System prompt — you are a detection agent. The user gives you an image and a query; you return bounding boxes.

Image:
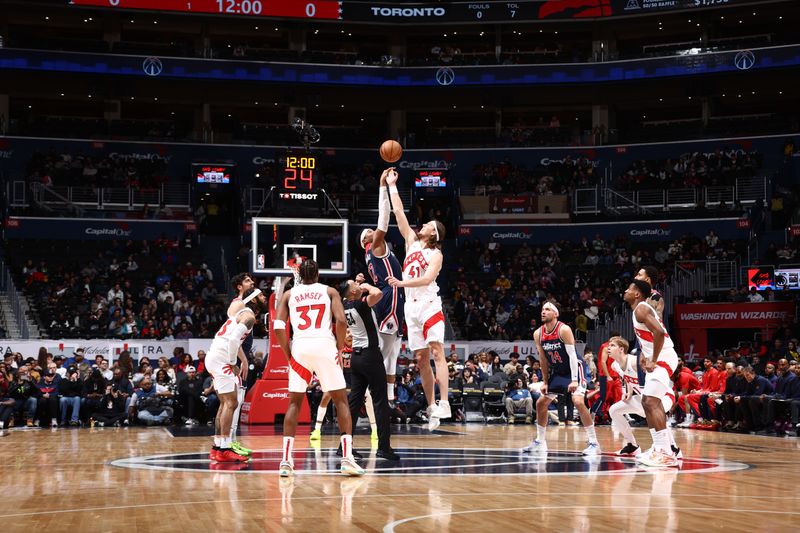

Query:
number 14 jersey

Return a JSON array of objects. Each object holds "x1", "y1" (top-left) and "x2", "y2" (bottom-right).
[{"x1": 289, "y1": 282, "x2": 334, "y2": 341}]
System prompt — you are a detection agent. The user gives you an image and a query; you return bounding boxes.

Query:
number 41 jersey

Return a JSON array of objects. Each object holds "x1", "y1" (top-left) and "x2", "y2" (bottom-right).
[{"x1": 288, "y1": 282, "x2": 334, "y2": 341}]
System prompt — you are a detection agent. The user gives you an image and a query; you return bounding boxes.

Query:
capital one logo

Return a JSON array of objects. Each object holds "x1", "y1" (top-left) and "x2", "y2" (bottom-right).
[
  {"x1": 435, "y1": 67, "x2": 455, "y2": 86},
  {"x1": 143, "y1": 57, "x2": 163, "y2": 77}
]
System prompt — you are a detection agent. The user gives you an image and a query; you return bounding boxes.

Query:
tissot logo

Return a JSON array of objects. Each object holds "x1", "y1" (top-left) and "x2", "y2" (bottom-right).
[{"x1": 369, "y1": 6, "x2": 446, "y2": 17}]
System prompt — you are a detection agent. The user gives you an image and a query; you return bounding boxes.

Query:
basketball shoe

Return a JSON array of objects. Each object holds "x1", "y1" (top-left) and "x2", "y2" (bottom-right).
[
  {"x1": 521, "y1": 439, "x2": 548, "y2": 455},
  {"x1": 309, "y1": 429, "x2": 322, "y2": 441},
  {"x1": 340, "y1": 457, "x2": 366, "y2": 476},
  {"x1": 616, "y1": 443, "x2": 641, "y2": 457},
  {"x1": 279, "y1": 460, "x2": 294, "y2": 477},
  {"x1": 637, "y1": 449, "x2": 679, "y2": 468},
  {"x1": 231, "y1": 441, "x2": 252, "y2": 456},
  {"x1": 216, "y1": 449, "x2": 249, "y2": 463}
]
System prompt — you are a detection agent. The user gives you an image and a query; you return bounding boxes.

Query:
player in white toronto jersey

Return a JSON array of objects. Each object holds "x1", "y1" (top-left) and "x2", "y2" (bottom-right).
[
  {"x1": 227, "y1": 272, "x2": 256, "y2": 458},
  {"x1": 206, "y1": 287, "x2": 266, "y2": 463},
  {"x1": 384, "y1": 168, "x2": 450, "y2": 431},
  {"x1": 606, "y1": 336, "x2": 679, "y2": 458},
  {"x1": 274, "y1": 259, "x2": 365, "y2": 478},
  {"x1": 624, "y1": 279, "x2": 680, "y2": 468}
]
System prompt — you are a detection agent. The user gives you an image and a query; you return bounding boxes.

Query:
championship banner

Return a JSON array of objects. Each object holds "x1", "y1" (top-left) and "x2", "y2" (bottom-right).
[{"x1": 674, "y1": 302, "x2": 795, "y2": 329}]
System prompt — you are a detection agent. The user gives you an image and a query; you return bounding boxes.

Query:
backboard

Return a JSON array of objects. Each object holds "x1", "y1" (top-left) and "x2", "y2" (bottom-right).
[{"x1": 251, "y1": 217, "x2": 349, "y2": 277}]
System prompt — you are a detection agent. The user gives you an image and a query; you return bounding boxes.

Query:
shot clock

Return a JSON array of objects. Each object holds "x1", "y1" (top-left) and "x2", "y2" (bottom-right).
[{"x1": 278, "y1": 152, "x2": 320, "y2": 203}]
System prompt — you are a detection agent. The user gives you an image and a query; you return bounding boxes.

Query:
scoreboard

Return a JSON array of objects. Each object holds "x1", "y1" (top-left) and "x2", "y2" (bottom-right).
[{"x1": 69, "y1": 0, "x2": 756, "y2": 23}]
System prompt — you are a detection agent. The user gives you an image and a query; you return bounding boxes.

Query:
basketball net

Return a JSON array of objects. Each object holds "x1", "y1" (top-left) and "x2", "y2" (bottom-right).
[{"x1": 272, "y1": 256, "x2": 305, "y2": 312}]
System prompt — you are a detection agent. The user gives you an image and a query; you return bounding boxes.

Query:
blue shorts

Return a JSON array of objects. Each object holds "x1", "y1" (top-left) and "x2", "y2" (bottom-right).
[{"x1": 373, "y1": 286, "x2": 404, "y2": 335}]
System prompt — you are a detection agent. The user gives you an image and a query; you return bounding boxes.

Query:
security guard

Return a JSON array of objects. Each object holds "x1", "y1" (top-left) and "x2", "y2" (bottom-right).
[{"x1": 339, "y1": 279, "x2": 399, "y2": 461}]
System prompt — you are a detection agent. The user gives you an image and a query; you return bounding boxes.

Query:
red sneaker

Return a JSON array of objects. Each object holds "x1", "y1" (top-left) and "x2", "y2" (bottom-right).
[
  {"x1": 216, "y1": 449, "x2": 249, "y2": 463},
  {"x1": 209, "y1": 447, "x2": 221, "y2": 462}
]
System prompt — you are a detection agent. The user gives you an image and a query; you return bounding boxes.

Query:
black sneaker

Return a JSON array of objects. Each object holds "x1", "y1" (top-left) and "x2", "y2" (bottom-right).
[
  {"x1": 376, "y1": 448, "x2": 400, "y2": 461},
  {"x1": 616, "y1": 443, "x2": 641, "y2": 456},
  {"x1": 336, "y1": 445, "x2": 363, "y2": 460}
]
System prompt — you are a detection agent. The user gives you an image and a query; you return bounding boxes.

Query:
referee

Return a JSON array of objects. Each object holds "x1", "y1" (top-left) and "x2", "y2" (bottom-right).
[{"x1": 340, "y1": 279, "x2": 399, "y2": 461}]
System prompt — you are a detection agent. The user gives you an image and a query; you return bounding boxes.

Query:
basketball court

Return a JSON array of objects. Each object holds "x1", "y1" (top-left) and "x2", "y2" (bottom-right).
[{"x1": 2, "y1": 424, "x2": 797, "y2": 532}]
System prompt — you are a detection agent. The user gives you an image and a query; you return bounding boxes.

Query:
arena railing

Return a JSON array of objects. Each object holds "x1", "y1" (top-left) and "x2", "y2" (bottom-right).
[
  {"x1": 573, "y1": 177, "x2": 767, "y2": 215},
  {"x1": 14, "y1": 181, "x2": 192, "y2": 211}
]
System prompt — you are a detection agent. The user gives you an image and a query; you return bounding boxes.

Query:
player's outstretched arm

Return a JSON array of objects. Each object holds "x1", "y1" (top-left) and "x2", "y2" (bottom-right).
[
  {"x1": 371, "y1": 168, "x2": 393, "y2": 257},
  {"x1": 328, "y1": 287, "x2": 348, "y2": 351},
  {"x1": 273, "y1": 292, "x2": 292, "y2": 359},
  {"x1": 385, "y1": 168, "x2": 417, "y2": 245}
]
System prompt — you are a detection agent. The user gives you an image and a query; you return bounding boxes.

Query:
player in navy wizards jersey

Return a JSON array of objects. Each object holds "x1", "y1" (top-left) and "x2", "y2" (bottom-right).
[
  {"x1": 522, "y1": 302, "x2": 600, "y2": 456},
  {"x1": 358, "y1": 167, "x2": 406, "y2": 405}
]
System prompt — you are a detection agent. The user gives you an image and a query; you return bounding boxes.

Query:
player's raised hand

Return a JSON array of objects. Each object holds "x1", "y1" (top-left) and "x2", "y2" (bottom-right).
[
  {"x1": 359, "y1": 282, "x2": 374, "y2": 292},
  {"x1": 386, "y1": 275, "x2": 403, "y2": 288},
  {"x1": 380, "y1": 167, "x2": 393, "y2": 186},
  {"x1": 385, "y1": 168, "x2": 398, "y2": 186},
  {"x1": 355, "y1": 272, "x2": 366, "y2": 284}
]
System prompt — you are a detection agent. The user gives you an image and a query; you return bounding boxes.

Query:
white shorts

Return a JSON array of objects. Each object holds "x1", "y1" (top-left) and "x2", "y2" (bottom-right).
[
  {"x1": 206, "y1": 350, "x2": 239, "y2": 394},
  {"x1": 609, "y1": 392, "x2": 673, "y2": 419},
  {"x1": 642, "y1": 348, "x2": 678, "y2": 411},
  {"x1": 380, "y1": 332, "x2": 401, "y2": 375},
  {"x1": 405, "y1": 297, "x2": 445, "y2": 352},
  {"x1": 288, "y1": 337, "x2": 347, "y2": 393}
]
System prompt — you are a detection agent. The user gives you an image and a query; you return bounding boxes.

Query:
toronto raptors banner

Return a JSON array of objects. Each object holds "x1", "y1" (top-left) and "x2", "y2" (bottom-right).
[{"x1": 674, "y1": 302, "x2": 796, "y2": 329}]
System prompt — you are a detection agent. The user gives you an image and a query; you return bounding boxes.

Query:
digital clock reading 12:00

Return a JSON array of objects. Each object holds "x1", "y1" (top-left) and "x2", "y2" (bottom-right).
[{"x1": 283, "y1": 155, "x2": 316, "y2": 191}]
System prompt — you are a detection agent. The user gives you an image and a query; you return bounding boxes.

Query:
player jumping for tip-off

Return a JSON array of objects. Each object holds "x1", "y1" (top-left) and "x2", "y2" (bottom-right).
[{"x1": 384, "y1": 169, "x2": 450, "y2": 431}]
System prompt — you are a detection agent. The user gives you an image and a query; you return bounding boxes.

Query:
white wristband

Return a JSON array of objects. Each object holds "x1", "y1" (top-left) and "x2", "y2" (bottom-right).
[
  {"x1": 389, "y1": 186, "x2": 399, "y2": 194},
  {"x1": 273, "y1": 319, "x2": 286, "y2": 330}
]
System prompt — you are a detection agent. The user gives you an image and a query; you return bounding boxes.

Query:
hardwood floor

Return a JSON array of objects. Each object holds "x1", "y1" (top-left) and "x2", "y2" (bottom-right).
[{"x1": 1, "y1": 424, "x2": 798, "y2": 532}]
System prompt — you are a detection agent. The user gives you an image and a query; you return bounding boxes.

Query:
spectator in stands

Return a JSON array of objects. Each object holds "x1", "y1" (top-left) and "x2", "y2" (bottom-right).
[
  {"x1": 177, "y1": 366, "x2": 204, "y2": 426},
  {"x1": 110, "y1": 367, "x2": 133, "y2": 416},
  {"x1": 505, "y1": 377, "x2": 533, "y2": 424},
  {"x1": 89, "y1": 383, "x2": 128, "y2": 427},
  {"x1": 36, "y1": 363, "x2": 61, "y2": 427},
  {"x1": 678, "y1": 356, "x2": 720, "y2": 428},
  {"x1": 0, "y1": 369, "x2": 14, "y2": 429},
  {"x1": 10, "y1": 366, "x2": 40, "y2": 427},
  {"x1": 503, "y1": 352, "x2": 521, "y2": 376},
  {"x1": 132, "y1": 377, "x2": 172, "y2": 426},
  {"x1": 82, "y1": 369, "x2": 107, "y2": 419},
  {"x1": 739, "y1": 365, "x2": 775, "y2": 431},
  {"x1": 397, "y1": 370, "x2": 425, "y2": 423},
  {"x1": 201, "y1": 372, "x2": 219, "y2": 420},
  {"x1": 761, "y1": 359, "x2": 797, "y2": 434},
  {"x1": 59, "y1": 366, "x2": 83, "y2": 426},
  {"x1": 157, "y1": 357, "x2": 177, "y2": 382}
]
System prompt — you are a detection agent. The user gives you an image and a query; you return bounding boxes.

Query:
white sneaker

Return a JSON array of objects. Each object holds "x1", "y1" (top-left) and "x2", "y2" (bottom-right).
[
  {"x1": 340, "y1": 457, "x2": 366, "y2": 477},
  {"x1": 279, "y1": 460, "x2": 294, "y2": 477},
  {"x1": 635, "y1": 447, "x2": 654, "y2": 463},
  {"x1": 582, "y1": 442, "x2": 601, "y2": 456},
  {"x1": 427, "y1": 415, "x2": 441, "y2": 431},
  {"x1": 521, "y1": 439, "x2": 548, "y2": 455},
  {"x1": 637, "y1": 449, "x2": 679, "y2": 468},
  {"x1": 51, "y1": 418, "x2": 58, "y2": 428},
  {"x1": 435, "y1": 401, "x2": 452, "y2": 419},
  {"x1": 667, "y1": 416, "x2": 676, "y2": 427},
  {"x1": 677, "y1": 415, "x2": 694, "y2": 428}
]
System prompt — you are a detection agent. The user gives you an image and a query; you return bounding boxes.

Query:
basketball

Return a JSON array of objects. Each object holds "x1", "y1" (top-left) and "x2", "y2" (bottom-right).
[{"x1": 379, "y1": 140, "x2": 403, "y2": 163}]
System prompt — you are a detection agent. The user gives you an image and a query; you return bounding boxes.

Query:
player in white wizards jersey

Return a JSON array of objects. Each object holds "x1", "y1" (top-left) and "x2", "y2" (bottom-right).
[
  {"x1": 624, "y1": 279, "x2": 680, "y2": 468},
  {"x1": 385, "y1": 168, "x2": 450, "y2": 431},
  {"x1": 206, "y1": 287, "x2": 266, "y2": 463},
  {"x1": 274, "y1": 259, "x2": 364, "y2": 477}
]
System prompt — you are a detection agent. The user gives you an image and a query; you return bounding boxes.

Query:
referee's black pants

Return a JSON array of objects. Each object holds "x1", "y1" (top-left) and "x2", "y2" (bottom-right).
[{"x1": 348, "y1": 346, "x2": 391, "y2": 451}]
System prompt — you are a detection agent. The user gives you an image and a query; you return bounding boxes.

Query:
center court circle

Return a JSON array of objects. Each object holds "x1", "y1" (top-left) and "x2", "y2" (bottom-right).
[{"x1": 110, "y1": 447, "x2": 749, "y2": 476}]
